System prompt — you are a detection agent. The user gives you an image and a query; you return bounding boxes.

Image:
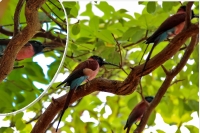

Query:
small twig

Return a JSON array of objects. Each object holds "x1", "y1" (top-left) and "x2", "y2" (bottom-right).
[
  {"x1": 44, "y1": 2, "x2": 65, "y2": 24},
  {"x1": 123, "y1": 30, "x2": 148, "y2": 49},
  {"x1": 111, "y1": 33, "x2": 128, "y2": 75},
  {"x1": 40, "y1": 7, "x2": 66, "y2": 31},
  {"x1": 1, "y1": 21, "x2": 52, "y2": 27},
  {"x1": 111, "y1": 33, "x2": 123, "y2": 67},
  {"x1": 26, "y1": 114, "x2": 41, "y2": 124},
  {"x1": 179, "y1": 46, "x2": 187, "y2": 51},
  {"x1": 47, "y1": 0, "x2": 62, "y2": 10},
  {"x1": 161, "y1": 65, "x2": 170, "y2": 75},
  {"x1": 138, "y1": 80, "x2": 145, "y2": 101},
  {"x1": 69, "y1": 98, "x2": 83, "y2": 107},
  {"x1": 13, "y1": 65, "x2": 24, "y2": 69},
  {"x1": 13, "y1": 0, "x2": 25, "y2": 36},
  {"x1": 170, "y1": 79, "x2": 185, "y2": 86}
]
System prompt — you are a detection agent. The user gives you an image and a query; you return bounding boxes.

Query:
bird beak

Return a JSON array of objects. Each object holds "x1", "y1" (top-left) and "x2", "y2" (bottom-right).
[{"x1": 102, "y1": 61, "x2": 119, "y2": 67}]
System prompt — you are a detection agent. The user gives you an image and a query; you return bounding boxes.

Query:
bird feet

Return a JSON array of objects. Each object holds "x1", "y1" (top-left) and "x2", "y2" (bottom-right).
[{"x1": 84, "y1": 78, "x2": 91, "y2": 90}]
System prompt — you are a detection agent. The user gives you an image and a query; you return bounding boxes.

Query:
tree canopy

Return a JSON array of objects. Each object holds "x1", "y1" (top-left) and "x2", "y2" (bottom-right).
[{"x1": 0, "y1": 1, "x2": 199, "y2": 133}]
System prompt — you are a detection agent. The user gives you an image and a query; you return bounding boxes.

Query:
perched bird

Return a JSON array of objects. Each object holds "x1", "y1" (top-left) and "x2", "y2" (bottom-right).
[
  {"x1": 124, "y1": 96, "x2": 154, "y2": 133},
  {"x1": 16, "y1": 40, "x2": 45, "y2": 61},
  {"x1": 56, "y1": 55, "x2": 118, "y2": 132},
  {"x1": 0, "y1": 39, "x2": 46, "y2": 61},
  {"x1": 140, "y1": 5, "x2": 198, "y2": 74}
]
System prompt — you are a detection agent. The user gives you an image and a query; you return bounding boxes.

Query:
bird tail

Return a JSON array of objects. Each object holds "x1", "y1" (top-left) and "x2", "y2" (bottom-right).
[
  {"x1": 57, "y1": 81, "x2": 68, "y2": 88},
  {"x1": 125, "y1": 127, "x2": 130, "y2": 133},
  {"x1": 138, "y1": 44, "x2": 150, "y2": 65},
  {"x1": 56, "y1": 88, "x2": 75, "y2": 132}
]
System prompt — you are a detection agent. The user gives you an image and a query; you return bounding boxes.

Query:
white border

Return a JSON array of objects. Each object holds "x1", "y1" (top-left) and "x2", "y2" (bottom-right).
[{"x1": 0, "y1": 0, "x2": 69, "y2": 116}]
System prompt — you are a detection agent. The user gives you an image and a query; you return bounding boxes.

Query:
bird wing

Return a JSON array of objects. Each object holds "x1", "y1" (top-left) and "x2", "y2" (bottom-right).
[
  {"x1": 57, "y1": 59, "x2": 99, "y2": 87},
  {"x1": 56, "y1": 76, "x2": 87, "y2": 132},
  {"x1": 124, "y1": 102, "x2": 147, "y2": 130},
  {"x1": 146, "y1": 13, "x2": 186, "y2": 43}
]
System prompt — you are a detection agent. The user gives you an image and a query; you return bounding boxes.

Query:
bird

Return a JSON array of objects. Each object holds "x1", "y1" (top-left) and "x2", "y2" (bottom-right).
[
  {"x1": 124, "y1": 96, "x2": 154, "y2": 133},
  {"x1": 0, "y1": 39, "x2": 46, "y2": 61},
  {"x1": 139, "y1": 5, "x2": 198, "y2": 75},
  {"x1": 16, "y1": 40, "x2": 46, "y2": 61},
  {"x1": 56, "y1": 55, "x2": 118, "y2": 132}
]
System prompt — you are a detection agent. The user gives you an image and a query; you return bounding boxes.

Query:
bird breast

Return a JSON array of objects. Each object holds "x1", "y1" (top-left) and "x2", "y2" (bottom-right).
[
  {"x1": 174, "y1": 21, "x2": 185, "y2": 36},
  {"x1": 83, "y1": 66, "x2": 100, "y2": 81},
  {"x1": 16, "y1": 44, "x2": 35, "y2": 60}
]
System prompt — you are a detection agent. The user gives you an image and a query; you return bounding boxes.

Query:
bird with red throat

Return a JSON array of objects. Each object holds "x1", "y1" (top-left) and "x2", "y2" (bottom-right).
[{"x1": 56, "y1": 55, "x2": 118, "y2": 132}]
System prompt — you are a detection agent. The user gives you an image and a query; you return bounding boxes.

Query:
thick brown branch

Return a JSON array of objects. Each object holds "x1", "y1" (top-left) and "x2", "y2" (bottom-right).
[
  {"x1": 0, "y1": 27, "x2": 66, "y2": 44},
  {"x1": 14, "y1": 0, "x2": 25, "y2": 36},
  {"x1": 0, "y1": 0, "x2": 46, "y2": 83},
  {"x1": 185, "y1": 2, "x2": 194, "y2": 29},
  {"x1": 134, "y1": 34, "x2": 198, "y2": 133},
  {"x1": 31, "y1": 24, "x2": 198, "y2": 133}
]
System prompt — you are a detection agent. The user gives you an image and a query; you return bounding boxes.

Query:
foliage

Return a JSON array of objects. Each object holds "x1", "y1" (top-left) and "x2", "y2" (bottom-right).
[
  {"x1": 0, "y1": 1, "x2": 199, "y2": 133},
  {"x1": 0, "y1": 0, "x2": 66, "y2": 131}
]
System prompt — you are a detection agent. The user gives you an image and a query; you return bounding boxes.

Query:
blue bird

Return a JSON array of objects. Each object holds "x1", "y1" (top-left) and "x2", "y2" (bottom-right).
[{"x1": 56, "y1": 55, "x2": 118, "y2": 132}]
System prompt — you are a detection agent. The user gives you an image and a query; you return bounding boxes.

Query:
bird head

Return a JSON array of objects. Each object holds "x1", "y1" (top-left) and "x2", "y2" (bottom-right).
[
  {"x1": 178, "y1": 5, "x2": 199, "y2": 18},
  {"x1": 29, "y1": 40, "x2": 44, "y2": 55},
  {"x1": 178, "y1": 5, "x2": 187, "y2": 12},
  {"x1": 90, "y1": 55, "x2": 119, "y2": 67},
  {"x1": 144, "y1": 96, "x2": 154, "y2": 103}
]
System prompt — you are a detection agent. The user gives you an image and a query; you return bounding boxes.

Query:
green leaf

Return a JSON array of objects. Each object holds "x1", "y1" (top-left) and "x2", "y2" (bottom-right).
[
  {"x1": 15, "y1": 119, "x2": 26, "y2": 130},
  {"x1": 147, "y1": 111, "x2": 156, "y2": 126},
  {"x1": 89, "y1": 16, "x2": 99, "y2": 32},
  {"x1": 63, "y1": 1, "x2": 77, "y2": 8},
  {"x1": 13, "y1": 112, "x2": 24, "y2": 122},
  {"x1": 127, "y1": 96, "x2": 140, "y2": 110},
  {"x1": 95, "y1": 30, "x2": 115, "y2": 44},
  {"x1": 70, "y1": 6, "x2": 78, "y2": 17},
  {"x1": 80, "y1": 3, "x2": 94, "y2": 17},
  {"x1": 147, "y1": 2, "x2": 156, "y2": 13},
  {"x1": 156, "y1": 129, "x2": 165, "y2": 133},
  {"x1": 72, "y1": 24, "x2": 80, "y2": 35},
  {"x1": 0, "y1": 127, "x2": 14, "y2": 133},
  {"x1": 162, "y1": 2, "x2": 173, "y2": 12},
  {"x1": 185, "y1": 125, "x2": 199, "y2": 133},
  {"x1": 38, "y1": 12, "x2": 51, "y2": 22}
]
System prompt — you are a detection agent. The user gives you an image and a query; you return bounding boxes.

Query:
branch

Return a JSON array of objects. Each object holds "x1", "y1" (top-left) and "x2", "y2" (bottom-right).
[
  {"x1": 123, "y1": 30, "x2": 148, "y2": 49},
  {"x1": 0, "y1": 26, "x2": 13, "y2": 36},
  {"x1": 185, "y1": 2, "x2": 194, "y2": 29},
  {"x1": 31, "y1": 24, "x2": 198, "y2": 133},
  {"x1": 136, "y1": 24, "x2": 198, "y2": 76},
  {"x1": 0, "y1": 0, "x2": 46, "y2": 83},
  {"x1": 134, "y1": 33, "x2": 198, "y2": 133},
  {"x1": 13, "y1": 0, "x2": 25, "y2": 36},
  {"x1": 112, "y1": 33, "x2": 128, "y2": 75},
  {"x1": 40, "y1": 6, "x2": 66, "y2": 31},
  {"x1": 0, "y1": 28, "x2": 66, "y2": 46}
]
